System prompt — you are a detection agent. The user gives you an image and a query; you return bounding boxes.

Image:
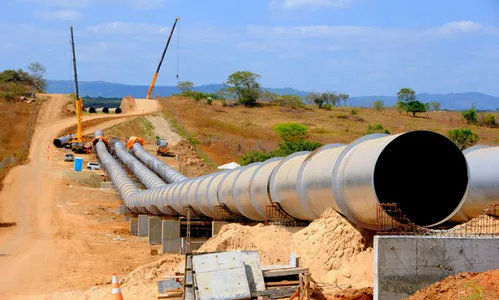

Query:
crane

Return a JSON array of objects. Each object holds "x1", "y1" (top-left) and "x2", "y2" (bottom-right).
[
  {"x1": 146, "y1": 17, "x2": 180, "y2": 100},
  {"x1": 67, "y1": 26, "x2": 87, "y2": 153}
]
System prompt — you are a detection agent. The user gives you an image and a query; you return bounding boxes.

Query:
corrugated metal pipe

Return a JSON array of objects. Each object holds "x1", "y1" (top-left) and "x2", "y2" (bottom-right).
[
  {"x1": 130, "y1": 142, "x2": 189, "y2": 183},
  {"x1": 96, "y1": 129, "x2": 473, "y2": 229},
  {"x1": 114, "y1": 141, "x2": 167, "y2": 190},
  {"x1": 53, "y1": 134, "x2": 76, "y2": 147},
  {"x1": 450, "y1": 145, "x2": 499, "y2": 222}
]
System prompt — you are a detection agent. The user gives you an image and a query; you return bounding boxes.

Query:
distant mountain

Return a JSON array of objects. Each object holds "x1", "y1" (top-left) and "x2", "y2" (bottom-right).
[
  {"x1": 46, "y1": 80, "x2": 499, "y2": 111},
  {"x1": 46, "y1": 80, "x2": 309, "y2": 99}
]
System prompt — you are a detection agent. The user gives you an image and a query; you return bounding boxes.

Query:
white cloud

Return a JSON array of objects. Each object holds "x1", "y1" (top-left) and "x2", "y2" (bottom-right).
[
  {"x1": 19, "y1": 0, "x2": 167, "y2": 9},
  {"x1": 437, "y1": 21, "x2": 483, "y2": 35},
  {"x1": 35, "y1": 9, "x2": 82, "y2": 21},
  {"x1": 270, "y1": 0, "x2": 356, "y2": 9}
]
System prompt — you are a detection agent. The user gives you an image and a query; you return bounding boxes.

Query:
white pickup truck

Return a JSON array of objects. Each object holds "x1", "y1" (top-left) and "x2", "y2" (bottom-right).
[{"x1": 87, "y1": 162, "x2": 101, "y2": 170}]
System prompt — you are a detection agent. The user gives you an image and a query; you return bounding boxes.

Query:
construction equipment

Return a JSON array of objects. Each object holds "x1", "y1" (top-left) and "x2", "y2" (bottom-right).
[
  {"x1": 156, "y1": 138, "x2": 171, "y2": 156},
  {"x1": 146, "y1": 17, "x2": 180, "y2": 100},
  {"x1": 67, "y1": 26, "x2": 90, "y2": 154}
]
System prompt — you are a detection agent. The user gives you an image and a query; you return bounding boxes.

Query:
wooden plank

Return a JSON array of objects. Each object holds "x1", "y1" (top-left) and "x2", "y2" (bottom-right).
[
  {"x1": 262, "y1": 267, "x2": 309, "y2": 278},
  {"x1": 265, "y1": 280, "x2": 300, "y2": 287},
  {"x1": 251, "y1": 286, "x2": 299, "y2": 299}
]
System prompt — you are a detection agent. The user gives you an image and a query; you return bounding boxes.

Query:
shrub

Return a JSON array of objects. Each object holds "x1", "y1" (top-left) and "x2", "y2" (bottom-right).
[
  {"x1": 481, "y1": 113, "x2": 497, "y2": 128},
  {"x1": 448, "y1": 128, "x2": 479, "y2": 150},
  {"x1": 373, "y1": 100, "x2": 384, "y2": 111},
  {"x1": 324, "y1": 104, "x2": 333, "y2": 110},
  {"x1": 273, "y1": 123, "x2": 308, "y2": 143},
  {"x1": 350, "y1": 108, "x2": 359, "y2": 116},
  {"x1": 365, "y1": 123, "x2": 390, "y2": 135},
  {"x1": 206, "y1": 97, "x2": 213, "y2": 105},
  {"x1": 336, "y1": 113, "x2": 348, "y2": 119},
  {"x1": 462, "y1": 107, "x2": 477, "y2": 124}
]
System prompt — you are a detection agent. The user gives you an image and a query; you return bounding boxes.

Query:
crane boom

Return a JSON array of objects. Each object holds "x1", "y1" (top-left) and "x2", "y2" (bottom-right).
[
  {"x1": 146, "y1": 17, "x2": 180, "y2": 100},
  {"x1": 69, "y1": 26, "x2": 84, "y2": 152}
]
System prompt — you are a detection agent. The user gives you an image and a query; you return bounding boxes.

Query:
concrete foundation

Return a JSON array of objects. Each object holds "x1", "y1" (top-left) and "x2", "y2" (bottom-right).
[
  {"x1": 162, "y1": 219, "x2": 181, "y2": 254},
  {"x1": 119, "y1": 205, "x2": 131, "y2": 215},
  {"x1": 212, "y1": 221, "x2": 228, "y2": 236},
  {"x1": 129, "y1": 217, "x2": 138, "y2": 236},
  {"x1": 374, "y1": 236, "x2": 499, "y2": 300},
  {"x1": 138, "y1": 215, "x2": 149, "y2": 237},
  {"x1": 148, "y1": 216, "x2": 162, "y2": 245},
  {"x1": 101, "y1": 182, "x2": 115, "y2": 189}
]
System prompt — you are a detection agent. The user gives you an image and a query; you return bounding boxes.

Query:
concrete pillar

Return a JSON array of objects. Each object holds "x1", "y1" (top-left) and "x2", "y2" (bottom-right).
[
  {"x1": 138, "y1": 214, "x2": 149, "y2": 237},
  {"x1": 148, "y1": 216, "x2": 162, "y2": 245},
  {"x1": 119, "y1": 205, "x2": 131, "y2": 215},
  {"x1": 162, "y1": 219, "x2": 181, "y2": 254},
  {"x1": 129, "y1": 217, "x2": 138, "y2": 236},
  {"x1": 212, "y1": 221, "x2": 228, "y2": 236}
]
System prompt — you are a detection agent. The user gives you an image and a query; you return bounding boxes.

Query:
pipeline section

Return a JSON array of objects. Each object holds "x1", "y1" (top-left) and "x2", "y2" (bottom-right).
[
  {"x1": 96, "y1": 130, "x2": 478, "y2": 229},
  {"x1": 114, "y1": 141, "x2": 167, "y2": 190},
  {"x1": 451, "y1": 145, "x2": 499, "y2": 222},
  {"x1": 131, "y1": 142, "x2": 188, "y2": 183},
  {"x1": 53, "y1": 134, "x2": 76, "y2": 147}
]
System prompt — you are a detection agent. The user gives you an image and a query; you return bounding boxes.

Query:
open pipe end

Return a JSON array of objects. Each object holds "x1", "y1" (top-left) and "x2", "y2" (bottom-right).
[
  {"x1": 53, "y1": 139, "x2": 63, "y2": 147},
  {"x1": 374, "y1": 131, "x2": 469, "y2": 227}
]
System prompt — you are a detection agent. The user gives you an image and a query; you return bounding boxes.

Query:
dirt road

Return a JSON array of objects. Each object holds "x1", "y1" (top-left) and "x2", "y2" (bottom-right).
[{"x1": 0, "y1": 94, "x2": 160, "y2": 298}]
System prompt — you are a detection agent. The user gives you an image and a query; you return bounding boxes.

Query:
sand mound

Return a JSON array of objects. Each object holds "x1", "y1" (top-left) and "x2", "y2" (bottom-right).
[
  {"x1": 120, "y1": 254, "x2": 183, "y2": 287},
  {"x1": 198, "y1": 223, "x2": 294, "y2": 264},
  {"x1": 291, "y1": 208, "x2": 374, "y2": 290},
  {"x1": 120, "y1": 96, "x2": 137, "y2": 113},
  {"x1": 405, "y1": 270, "x2": 499, "y2": 300}
]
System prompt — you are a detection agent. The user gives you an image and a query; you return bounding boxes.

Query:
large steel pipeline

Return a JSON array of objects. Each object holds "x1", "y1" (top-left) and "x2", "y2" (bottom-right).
[
  {"x1": 450, "y1": 145, "x2": 499, "y2": 222},
  {"x1": 53, "y1": 134, "x2": 76, "y2": 147},
  {"x1": 130, "y1": 142, "x2": 188, "y2": 183},
  {"x1": 114, "y1": 141, "x2": 167, "y2": 190},
  {"x1": 96, "y1": 129, "x2": 473, "y2": 229}
]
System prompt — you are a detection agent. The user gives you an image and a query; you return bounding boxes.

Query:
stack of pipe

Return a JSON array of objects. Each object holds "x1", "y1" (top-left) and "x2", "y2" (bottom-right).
[{"x1": 95, "y1": 129, "x2": 499, "y2": 229}]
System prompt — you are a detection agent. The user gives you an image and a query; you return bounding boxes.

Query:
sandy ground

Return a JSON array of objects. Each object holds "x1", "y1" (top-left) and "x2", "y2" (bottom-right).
[
  {"x1": 145, "y1": 115, "x2": 182, "y2": 146},
  {"x1": 0, "y1": 95, "x2": 161, "y2": 299}
]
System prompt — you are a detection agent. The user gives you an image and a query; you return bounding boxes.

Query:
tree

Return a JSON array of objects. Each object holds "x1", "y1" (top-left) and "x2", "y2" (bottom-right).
[
  {"x1": 261, "y1": 90, "x2": 278, "y2": 102},
  {"x1": 448, "y1": 128, "x2": 479, "y2": 150},
  {"x1": 177, "y1": 81, "x2": 194, "y2": 94},
  {"x1": 373, "y1": 100, "x2": 384, "y2": 111},
  {"x1": 273, "y1": 123, "x2": 308, "y2": 143},
  {"x1": 338, "y1": 93, "x2": 349, "y2": 106},
  {"x1": 396, "y1": 101, "x2": 407, "y2": 115},
  {"x1": 430, "y1": 101, "x2": 441, "y2": 111},
  {"x1": 307, "y1": 92, "x2": 327, "y2": 108},
  {"x1": 270, "y1": 94, "x2": 304, "y2": 109},
  {"x1": 324, "y1": 92, "x2": 340, "y2": 106},
  {"x1": 27, "y1": 62, "x2": 47, "y2": 92},
  {"x1": 406, "y1": 100, "x2": 427, "y2": 117},
  {"x1": 462, "y1": 107, "x2": 477, "y2": 124},
  {"x1": 225, "y1": 71, "x2": 262, "y2": 107},
  {"x1": 397, "y1": 88, "x2": 416, "y2": 103}
]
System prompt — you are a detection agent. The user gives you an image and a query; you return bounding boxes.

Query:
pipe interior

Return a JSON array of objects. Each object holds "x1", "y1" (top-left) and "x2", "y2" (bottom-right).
[
  {"x1": 373, "y1": 131, "x2": 468, "y2": 226},
  {"x1": 53, "y1": 139, "x2": 63, "y2": 147}
]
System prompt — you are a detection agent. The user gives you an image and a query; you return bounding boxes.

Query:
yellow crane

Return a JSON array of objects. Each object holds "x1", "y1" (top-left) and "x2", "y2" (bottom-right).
[
  {"x1": 146, "y1": 17, "x2": 180, "y2": 100},
  {"x1": 67, "y1": 26, "x2": 87, "y2": 153}
]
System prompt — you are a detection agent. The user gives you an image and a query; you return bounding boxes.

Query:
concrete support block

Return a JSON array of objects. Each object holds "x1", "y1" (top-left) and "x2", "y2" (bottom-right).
[
  {"x1": 148, "y1": 216, "x2": 162, "y2": 245},
  {"x1": 374, "y1": 236, "x2": 499, "y2": 300},
  {"x1": 212, "y1": 221, "x2": 228, "y2": 236},
  {"x1": 119, "y1": 205, "x2": 131, "y2": 215},
  {"x1": 101, "y1": 182, "x2": 115, "y2": 189},
  {"x1": 129, "y1": 217, "x2": 138, "y2": 236},
  {"x1": 162, "y1": 219, "x2": 181, "y2": 254},
  {"x1": 138, "y1": 214, "x2": 149, "y2": 237}
]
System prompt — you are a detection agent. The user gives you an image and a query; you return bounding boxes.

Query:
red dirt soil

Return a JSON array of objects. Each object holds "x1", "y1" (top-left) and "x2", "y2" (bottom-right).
[{"x1": 405, "y1": 270, "x2": 499, "y2": 300}]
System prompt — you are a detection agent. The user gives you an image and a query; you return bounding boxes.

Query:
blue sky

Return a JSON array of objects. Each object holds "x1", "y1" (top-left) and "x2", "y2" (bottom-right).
[{"x1": 1, "y1": 0, "x2": 499, "y2": 96}]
